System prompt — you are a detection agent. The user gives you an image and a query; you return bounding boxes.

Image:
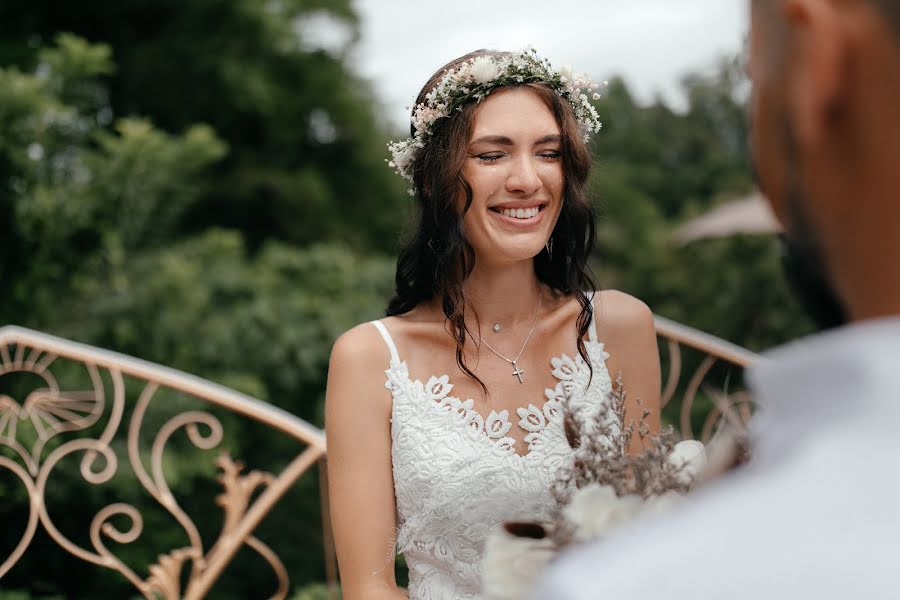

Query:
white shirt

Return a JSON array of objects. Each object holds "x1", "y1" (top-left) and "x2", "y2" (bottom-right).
[{"x1": 532, "y1": 318, "x2": 900, "y2": 599}]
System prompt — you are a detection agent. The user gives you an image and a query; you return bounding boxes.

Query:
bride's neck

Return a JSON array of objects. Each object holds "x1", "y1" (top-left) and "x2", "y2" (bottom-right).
[{"x1": 464, "y1": 261, "x2": 543, "y2": 329}]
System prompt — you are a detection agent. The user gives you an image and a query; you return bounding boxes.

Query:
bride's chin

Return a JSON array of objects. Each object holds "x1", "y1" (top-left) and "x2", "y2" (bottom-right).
[{"x1": 472, "y1": 244, "x2": 547, "y2": 265}]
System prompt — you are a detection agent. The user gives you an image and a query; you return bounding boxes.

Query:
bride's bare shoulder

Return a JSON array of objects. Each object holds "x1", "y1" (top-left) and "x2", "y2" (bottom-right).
[
  {"x1": 327, "y1": 321, "x2": 397, "y2": 417},
  {"x1": 330, "y1": 320, "x2": 391, "y2": 371},
  {"x1": 330, "y1": 305, "x2": 439, "y2": 369},
  {"x1": 594, "y1": 289, "x2": 655, "y2": 340}
]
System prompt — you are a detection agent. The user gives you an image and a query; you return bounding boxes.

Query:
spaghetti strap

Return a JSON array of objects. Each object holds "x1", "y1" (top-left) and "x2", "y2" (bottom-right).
[
  {"x1": 587, "y1": 291, "x2": 599, "y2": 343},
  {"x1": 371, "y1": 320, "x2": 401, "y2": 365}
]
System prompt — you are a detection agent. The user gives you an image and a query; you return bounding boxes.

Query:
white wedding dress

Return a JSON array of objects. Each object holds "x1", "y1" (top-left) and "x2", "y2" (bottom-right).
[{"x1": 371, "y1": 302, "x2": 613, "y2": 600}]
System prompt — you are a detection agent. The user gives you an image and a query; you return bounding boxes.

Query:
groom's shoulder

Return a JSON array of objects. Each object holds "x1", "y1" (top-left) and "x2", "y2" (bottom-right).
[
  {"x1": 533, "y1": 455, "x2": 893, "y2": 600},
  {"x1": 532, "y1": 475, "x2": 777, "y2": 599}
]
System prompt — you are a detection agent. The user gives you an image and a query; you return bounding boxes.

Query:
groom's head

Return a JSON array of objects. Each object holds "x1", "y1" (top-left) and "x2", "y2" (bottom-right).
[{"x1": 749, "y1": 0, "x2": 900, "y2": 324}]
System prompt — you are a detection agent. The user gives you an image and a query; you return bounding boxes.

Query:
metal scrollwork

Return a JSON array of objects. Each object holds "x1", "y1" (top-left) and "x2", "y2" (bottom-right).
[
  {"x1": 0, "y1": 327, "x2": 328, "y2": 598},
  {"x1": 654, "y1": 315, "x2": 762, "y2": 443}
]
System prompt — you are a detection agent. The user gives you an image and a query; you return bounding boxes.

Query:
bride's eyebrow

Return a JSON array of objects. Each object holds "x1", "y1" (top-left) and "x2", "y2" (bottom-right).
[
  {"x1": 469, "y1": 135, "x2": 514, "y2": 146},
  {"x1": 469, "y1": 134, "x2": 562, "y2": 146},
  {"x1": 534, "y1": 134, "x2": 561, "y2": 146}
]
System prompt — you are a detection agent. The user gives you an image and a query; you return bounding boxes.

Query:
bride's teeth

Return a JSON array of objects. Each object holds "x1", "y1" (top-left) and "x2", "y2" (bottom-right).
[{"x1": 499, "y1": 207, "x2": 541, "y2": 219}]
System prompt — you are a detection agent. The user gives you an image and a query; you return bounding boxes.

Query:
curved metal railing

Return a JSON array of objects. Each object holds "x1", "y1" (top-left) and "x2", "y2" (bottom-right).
[
  {"x1": 654, "y1": 315, "x2": 761, "y2": 443},
  {"x1": 0, "y1": 318, "x2": 760, "y2": 597},
  {"x1": 0, "y1": 325, "x2": 330, "y2": 599}
]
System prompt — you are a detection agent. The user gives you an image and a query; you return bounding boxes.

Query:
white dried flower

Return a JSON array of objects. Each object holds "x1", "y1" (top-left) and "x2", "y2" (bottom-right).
[
  {"x1": 482, "y1": 524, "x2": 556, "y2": 600},
  {"x1": 562, "y1": 484, "x2": 644, "y2": 543},
  {"x1": 470, "y1": 56, "x2": 501, "y2": 84},
  {"x1": 667, "y1": 439, "x2": 708, "y2": 486}
]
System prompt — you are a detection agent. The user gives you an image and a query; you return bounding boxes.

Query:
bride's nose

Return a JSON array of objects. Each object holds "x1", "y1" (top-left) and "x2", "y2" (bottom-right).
[{"x1": 505, "y1": 155, "x2": 542, "y2": 195}]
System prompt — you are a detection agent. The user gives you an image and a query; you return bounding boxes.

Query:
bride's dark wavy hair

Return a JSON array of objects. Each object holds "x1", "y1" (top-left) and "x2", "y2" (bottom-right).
[{"x1": 386, "y1": 49, "x2": 598, "y2": 389}]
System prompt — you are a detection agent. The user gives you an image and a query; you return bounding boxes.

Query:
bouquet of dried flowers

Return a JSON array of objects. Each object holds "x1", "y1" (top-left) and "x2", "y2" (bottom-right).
[{"x1": 482, "y1": 372, "x2": 709, "y2": 600}]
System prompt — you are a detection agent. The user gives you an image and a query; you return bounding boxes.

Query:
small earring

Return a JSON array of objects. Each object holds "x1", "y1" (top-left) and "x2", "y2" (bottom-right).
[{"x1": 545, "y1": 237, "x2": 554, "y2": 259}]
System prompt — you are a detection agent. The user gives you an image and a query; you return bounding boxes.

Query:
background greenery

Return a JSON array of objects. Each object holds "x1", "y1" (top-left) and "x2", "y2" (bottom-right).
[{"x1": 0, "y1": 1, "x2": 812, "y2": 597}]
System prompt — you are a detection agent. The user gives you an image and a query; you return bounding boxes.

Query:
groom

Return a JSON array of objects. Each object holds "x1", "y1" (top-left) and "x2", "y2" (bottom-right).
[{"x1": 534, "y1": 0, "x2": 900, "y2": 597}]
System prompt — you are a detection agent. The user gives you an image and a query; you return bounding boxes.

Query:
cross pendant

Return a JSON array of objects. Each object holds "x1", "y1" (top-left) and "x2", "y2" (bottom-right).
[{"x1": 511, "y1": 361, "x2": 525, "y2": 384}]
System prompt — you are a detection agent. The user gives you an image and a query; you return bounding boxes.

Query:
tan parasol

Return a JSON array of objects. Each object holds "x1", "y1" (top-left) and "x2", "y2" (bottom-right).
[{"x1": 672, "y1": 192, "x2": 782, "y2": 245}]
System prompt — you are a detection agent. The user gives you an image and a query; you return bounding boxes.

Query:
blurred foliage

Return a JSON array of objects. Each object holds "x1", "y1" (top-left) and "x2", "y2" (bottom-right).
[
  {"x1": 0, "y1": 16, "x2": 393, "y2": 599},
  {"x1": 0, "y1": 0, "x2": 409, "y2": 253},
  {"x1": 593, "y1": 62, "x2": 814, "y2": 350},
  {"x1": 0, "y1": 4, "x2": 814, "y2": 597}
]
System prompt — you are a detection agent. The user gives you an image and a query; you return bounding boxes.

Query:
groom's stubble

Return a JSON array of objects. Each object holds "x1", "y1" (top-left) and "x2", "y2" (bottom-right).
[{"x1": 771, "y1": 115, "x2": 849, "y2": 330}]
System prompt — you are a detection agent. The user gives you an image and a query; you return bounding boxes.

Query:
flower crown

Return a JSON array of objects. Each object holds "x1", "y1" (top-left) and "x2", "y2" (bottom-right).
[{"x1": 387, "y1": 48, "x2": 604, "y2": 193}]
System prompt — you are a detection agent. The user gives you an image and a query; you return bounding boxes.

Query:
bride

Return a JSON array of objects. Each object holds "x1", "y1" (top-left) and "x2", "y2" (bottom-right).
[{"x1": 325, "y1": 48, "x2": 661, "y2": 600}]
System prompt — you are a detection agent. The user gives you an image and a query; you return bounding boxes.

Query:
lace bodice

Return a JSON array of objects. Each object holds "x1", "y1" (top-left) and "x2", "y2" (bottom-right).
[{"x1": 372, "y1": 306, "x2": 613, "y2": 600}]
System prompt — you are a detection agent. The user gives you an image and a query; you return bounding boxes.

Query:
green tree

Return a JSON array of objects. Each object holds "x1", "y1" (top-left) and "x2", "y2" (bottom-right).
[
  {"x1": 0, "y1": 0, "x2": 410, "y2": 252},
  {"x1": 0, "y1": 34, "x2": 393, "y2": 597}
]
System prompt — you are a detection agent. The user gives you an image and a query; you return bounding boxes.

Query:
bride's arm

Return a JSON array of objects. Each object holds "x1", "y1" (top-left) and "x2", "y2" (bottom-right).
[
  {"x1": 326, "y1": 324, "x2": 408, "y2": 600},
  {"x1": 595, "y1": 290, "x2": 662, "y2": 456}
]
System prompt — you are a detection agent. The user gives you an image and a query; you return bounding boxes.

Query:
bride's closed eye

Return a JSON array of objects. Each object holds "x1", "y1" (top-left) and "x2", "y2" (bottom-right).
[{"x1": 474, "y1": 153, "x2": 505, "y2": 162}]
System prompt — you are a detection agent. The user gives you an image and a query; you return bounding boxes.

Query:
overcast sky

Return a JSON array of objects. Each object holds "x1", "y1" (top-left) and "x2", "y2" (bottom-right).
[{"x1": 346, "y1": 1, "x2": 748, "y2": 130}]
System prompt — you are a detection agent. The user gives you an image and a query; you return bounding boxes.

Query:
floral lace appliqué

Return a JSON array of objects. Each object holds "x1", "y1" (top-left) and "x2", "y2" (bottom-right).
[{"x1": 384, "y1": 341, "x2": 613, "y2": 600}]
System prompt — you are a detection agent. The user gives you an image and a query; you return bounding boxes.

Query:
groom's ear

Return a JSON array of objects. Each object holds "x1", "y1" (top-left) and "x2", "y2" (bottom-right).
[{"x1": 782, "y1": 0, "x2": 849, "y2": 151}]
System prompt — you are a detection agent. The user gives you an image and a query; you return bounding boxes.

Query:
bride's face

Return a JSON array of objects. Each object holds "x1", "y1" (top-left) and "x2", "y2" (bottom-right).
[{"x1": 460, "y1": 86, "x2": 564, "y2": 266}]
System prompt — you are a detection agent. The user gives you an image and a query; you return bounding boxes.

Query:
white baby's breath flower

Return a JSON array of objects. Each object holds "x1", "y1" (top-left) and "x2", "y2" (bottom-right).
[
  {"x1": 394, "y1": 143, "x2": 416, "y2": 168},
  {"x1": 387, "y1": 139, "x2": 418, "y2": 182}
]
